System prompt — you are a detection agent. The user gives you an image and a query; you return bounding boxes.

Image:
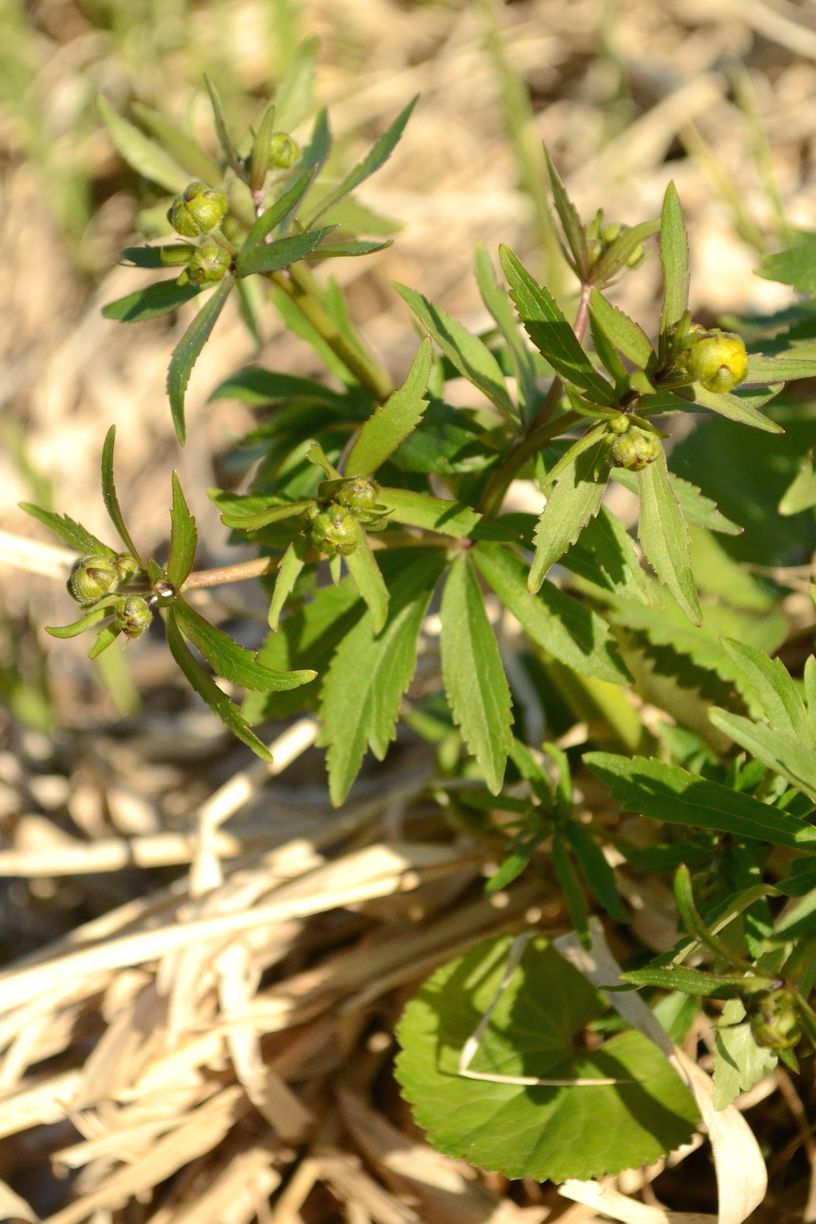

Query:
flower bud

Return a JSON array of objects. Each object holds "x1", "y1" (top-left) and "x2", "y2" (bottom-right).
[
  {"x1": 167, "y1": 181, "x2": 229, "y2": 238},
  {"x1": 114, "y1": 553, "x2": 140, "y2": 583},
  {"x1": 183, "y1": 239, "x2": 231, "y2": 286},
  {"x1": 334, "y1": 476, "x2": 381, "y2": 514},
  {"x1": 268, "y1": 133, "x2": 300, "y2": 170},
  {"x1": 609, "y1": 429, "x2": 662, "y2": 471},
  {"x1": 308, "y1": 504, "x2": 361, "y2": 557},
  {"x1": 68, "y1": 554, "x2": 119, "y2": 605},
  {"x1": 608, "y1": 414, "x2": 631, "y2": 436},
  {"x1": 113, "y1": 595, "x2": 153, "y2": 639},
  {"x1": 748, "y1": 989, "x2": 802, "y2": 1051},
  {"x1": 684, "y1": 330, "x2": 748, "y2": 394}
]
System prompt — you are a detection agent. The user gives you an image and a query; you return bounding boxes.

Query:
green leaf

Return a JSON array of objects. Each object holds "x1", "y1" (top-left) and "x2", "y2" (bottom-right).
[
  {"x1": 318, "y1": 550, "x2": 446, "y2": 805},
  {"x1": 307, "y1": 238, "x2": 393, "y2": 259},
  {"x1": 745, "y1": 352, "x2": 816, "y2": 383},
  {"x1": 395, "y1": 935, "x2": 699, "y2": 1183},
  {"x1": 173, "y1": 598, "x2": 315, "y2": 691},
  {"x1": 658, "y1": 182, "x2": 689, "y2": 335},
  {"x1": 592, "y1": 220, "x2": 661, "y2": 285},
  {"x1": 440, "y1": 555, "x2": 513, "y2": 794},
  {"x1": 779, "y1": 451, "x2": 816, "y2": 515},
  {"x1": 235, "y1": 227, "x2": 335, "y2": 277},
  {"x1": 307, "y1": 96, "x2": 418, "y2": 225},
  {"x1": 118, "y1": 245, "x2": 192, "y2": 269},
  {"x1": 298, "y1": 107, "x2": 332, "y2": 176},
  {"x1": 88, "y1": 621, "x2": 122, "y2": 659},
  {"x1": 102, "y1": 280, "x2": 202, "y2": 324},
  {"x1": 209, "y1": 367, "x2": 349, "y2": 407},
  {"x1": 20, "y1": 503, "x2": 115, "y2": 558},
  {"x1": 165, "y1": 610, "x2": 272, "y2": 760},
  {"x1": 474, "y1": 244, "x2": 539, "y2": 417},
  {"x1": 708, "y1": 710, "x2": 816, "y2": 801},
  {"x1": 621, "y1": 966, "x2": 770, "y2": 998},
  {"x1": 394, "y1": 283, "x2": 516, "y2": 422},
  {"x1": 46, "y1": 602, "x2": 116, "y2": 639},
  {"x1": 589, "y1": 290, "x2": 653, "y2": 368},
  {"x1": 166, "y1": 472, "x2": 197, "y2": 588},
  {"x1": 528, "y1": 442, "x2": 607, "y2": 593},
  {"x1": 564, "y1": 820, "x2": 628, "y2": 922},
  {"x1": 552, "y1": 833, "x2": 590, "y2": 945},
  {"x1": 499, "y1": 245, "x2": 617, "y2": 406},
  {"x1": 97, "y1": 95, "x2": 189, "y2": 193},
  {"x1": 247, "y1": 99, "x2": 278, "y2": 192},
  {"x1": 213, "y1": 492, "x2": 312, "y2": 531},
  {"x1": 101, "y1": 426, "x2": 142, "y2": 562},
  {"x1": 344, "y1": 534, "x2": 389, "y2": 635},
  {"x1": 204, "y1": 76, "x2": 243, "y2": 177},
  {"x1": 718, "y1": 639, "x2": 806, "y2": 734},
  {"x1": 560, "y1": 505, "x2": 651, "y2": 602},
  {"x1": 274, "y1": 35, "x2": 319, "y2": 131},
  {"x1": 472, "y1": 543, "x2": 630, "y2": 685},
  {"x1": 712, "y1": 1000, "x2": 777, "y2": 1110},
  {"x1": 584, "y1": 752, "x2": 816, "y2": 849},
  {"x1": 130, "y1": 102, "x2": 222, "y2": 184},
  {"x1": 241, "y1": 168, "x2": 317, "y2": 250},
  {"x1": 612, "y1": 467, "x2": 742, "y2": 535},
  {"x1": 167, "y1": 274, "x2": 234, "y2": 443},
  {"x1": 545, "y1": 149, "x2": 590, "y2": 279},
  {"x1": 638, "y1": 451, "x2": 701, "y2": 623},
  {"x1": 346, "y1": 339, "x2": 432, "y2": 476},
  {"x1": 267, "y1": 536, "x2": 309, "y2": 630},
  {"x1": 378, "y1": 487, "x2": 480, "y2": 539},
  {"x1": 690, "y1": 383, "x2": 783, "y2": 434},
  {"x1": 756, "y1": 234, "x2": 816, "y2": 295}
]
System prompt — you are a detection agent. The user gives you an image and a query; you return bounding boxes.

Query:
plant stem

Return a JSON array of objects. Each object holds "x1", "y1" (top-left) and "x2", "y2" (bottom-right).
[
  {"x1": 270, "y1": 264, "x2": 393, "y2": 401},
  {"x1": 182, "y1": 556, "x2": 277, "y2": 590}
]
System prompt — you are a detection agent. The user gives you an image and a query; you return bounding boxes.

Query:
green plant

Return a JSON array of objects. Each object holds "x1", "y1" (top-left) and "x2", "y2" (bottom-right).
[{"x1": 20, "y1": 59, "x2": 816, "y2": 1197}]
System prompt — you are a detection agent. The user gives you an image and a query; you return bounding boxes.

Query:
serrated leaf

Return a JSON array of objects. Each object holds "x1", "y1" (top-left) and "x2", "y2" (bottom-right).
[
  {"x1": 267, "y1": 536, "x2": 309, "y2": 630},
  {"x1": 528, "y1": 442, "x2": 607, "y2": 593},
  {"x1": 308, "y1": 238, "x2": 393, "y2": 259},
  {"x1": 690, "y1": 383, "x2": 783, "y2": 433},
  {"x1": 214, "y1": 493, "x2": 312, "y2": 531},
  {"x1": 718, "y1": 639, "x2": 806, "y2": 734},
  {"x1": 473, "y1": 543, "x2": 630, "y2": 685},
  {"x1": 440, "y1": 555, "x2": 513, "y2": 793},
  {"x1": 167, "y1": 274, "x2": 234, "y2": 443},
  {"x1": 560, "y1": 505, "x2": 651, "y2": 602},
  {"x1": 173, "y1": 598, "x2": 314, "y2": 691},
  {"x1": 344, "y1": 534, "x2": 389, "y2": 634},
  {"x1": 745, "y1": 352, "x2": 816, "y2": 383},
  {"x1": 779, "y1": 450, "x2": 816, "y2": 515},
  {"x1": 20, "y1": 503, "x2": 115, "y2": 558},
  {"x1": 756, "y1": 235, "x2": 816, "y2": 295},
  {"x1": 394, "y1": 283, "x2": 516, "y2": 422},
  {"x1": 97, "y1": 96, "x2": 189, "y2": 193},
  {"x1": 235, "y1": 227, "x2": 335, "y2": 277},
  {"x1": 621, "y1": 966, "x2": 770, "y2": 998},
  {"x1": 101, "y1": 426, "x2": 142, "y2": 562},
  {"x1": 102, "y1": 280, "x2": 202, "y2": 324},
  {"x1": 395, "y1": 935, "x2": 699, "y2": 1183},
  {"x1": 131, "y1": 102, "x2": 222, "y2": 184},
  {"x1": 564, "y1": 820, "x2": 628, "y2": 922},
  {"x1": 46, "y1": 602, "x2": 116, "y2": 639},
  {"x1": 209, "y1": 366, "x2": 349, "y2": 407},
  {"x1": 658, "y1": 182, "x2": 689, "y2": 335},
  {"x1": 346, "y1": 339, "x2": 432, "y2": 476},
  {"x1": 589, "y1": 289, "x2": 653, "y2": 368},
  {"x1": 117, "y1": 245, "x2": 192, "y2": 269},
  {"x1": 165, "y1": 610, "x2": 271, "y2": 760},
  {"x1": 612, "y1": 467, "x2": 742, "y2": 535},
  {"x1": 474, "y1": 243, "x2": 540, "y2": 416},
  {"x1": 545, "y1": 149, "x2": 590, "y2": 279},
  {"x1": 713, "y1": 1000, "x2": 777, "y2": 1110},
  {"x1": 499, "y1": 246, "x2": 617, "y2": 406},
  {"x1": 708, "y1": 709, "x2": 816, "y2": 801},
  {"x1": 307, "y1": 96, "x2": 418, "y2": 226},
  {"x1": 584, "y1": 752, "x2": 816, "y2": 849},
  {"x1": 166, "y1": 472, "x2": 197, "y2": 588},
  {"x1": 318, "y1": 550, "x2": 446, "y2": 805},
  {"x1": 241, "y1": 168, "x2": 318, "y2": 249},
  {"x1": 204, "y1": 76, "x2": 243, "y2": 177},
  {"x1": 378, "y1": 487, "x2": 481, "y2": 538},
  {"x1": 638, "y1": 451, "x2": 701, "y2": 623}
]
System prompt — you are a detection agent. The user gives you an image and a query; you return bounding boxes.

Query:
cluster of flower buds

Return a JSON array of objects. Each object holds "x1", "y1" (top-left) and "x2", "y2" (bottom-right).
[
  {"x1": 67, "y1": 553, "x2": 153, "y2": 641},
  {"x1": 607, "y1": 418, "x2": 662, "y2": 471},
  {"x1": 305, "y1": 477, "x2": 390, "y2": 558},
  {"x1": 167, "y1": 182, "x2": 232, "y2": 286},
  {"x1": 747, "y1": 988, "x2": 802, "y2": 1051},
  {"x1": 586, "y1": 210, "x2": 646, "y2": 271}
]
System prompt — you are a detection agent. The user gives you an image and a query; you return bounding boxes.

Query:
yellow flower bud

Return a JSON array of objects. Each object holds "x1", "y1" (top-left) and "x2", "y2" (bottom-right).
[{"x1": 684, "y1": 330, "x2": 748, "y2": 394}]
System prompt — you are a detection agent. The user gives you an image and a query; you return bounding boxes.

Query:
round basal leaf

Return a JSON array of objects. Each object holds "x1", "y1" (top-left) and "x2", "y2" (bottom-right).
[{"x1": 395, "y1": 935, "x2": 700, "y2": 1183}]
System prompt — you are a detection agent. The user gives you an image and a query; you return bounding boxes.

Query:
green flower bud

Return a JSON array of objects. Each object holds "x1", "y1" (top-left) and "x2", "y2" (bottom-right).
[
  {"x1": 748, "y1": 989, "x2": 802, "y2": 1051},
  {"x1": 113, "y1": 595, "x2": 153, "y2": 639},
  {"x1": 334, "y1": 477, "x2": 381, "y2": 514},
  {"x1": 167, "y1": 181, "x2": 229, "y2": 238},
  {"x1": 68, "y1": 554, "x2": 120, "y2": 605},
  {"x1": 308, "y1": 504, "x2": 361, "y2": 557},
  {"x1": 684, "y1": 329, "x2": 748, "y2": 394},
  {"x1": 609, "y1": 429, "x2": 662, "y2": 471},
  {"x1": 183, "y1": 239, "x2": 231, "y2": 286},
  {"x1": 114, "y1": 553, "x2": 140, "y2": 583},
  {"x1": 268, "y1": 132, "x2": 300, "y2": 170},
  {"x1": 608, "y1": 414, "x2": 631, "y2": 436}
]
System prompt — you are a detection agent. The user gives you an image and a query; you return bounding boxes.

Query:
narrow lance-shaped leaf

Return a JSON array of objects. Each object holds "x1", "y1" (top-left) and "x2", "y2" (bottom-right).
[
  {"x1": 344, "y1": 534, "x2": 389, "y2": 635},
  {"x1": 592, "y1": 219, "x2": 660, "y2": 285},
  {"x1": 165, "y1": 610, "x2": 271, "y2": 760},
  {"x1": 552, "y1": 833, "x2": 590, "y2": 947},
  {"x1": 318, "y1": 550, "x2": 447, "y2": 806},
  {"x1": 101, "y1": 426, "x2": 142, "y2": 563},
  {"x1": 235, "y1": 227, "x2": 335, "y2": 277},
  {"x1": 378, "y1": 487, "x2": 481, "y2": 539},
  {"x1": 241, "y1": 167, "x2": 318, "y2": 250},
  {"x1": 88, "y1": 622, "x2": 122, "y2": 659},
  {"x1": 167, "y1": 274, "x2": 234, "y2": 443},
  {"x1": 718, "y1": 638, "x2": 806, "y2": 734},
  {"x1": 621, "y1": 965, "x2": 771, "y2": 998},
  {"x1": 346, "y1": 339, "x2": 432, "y2": 476},
  {"x1": 612, "y1": 467, "x2": 741, "y2": 535},
  {"x1": 204, "y1": 75, "x2": 244, "y2": 178},
  {"x1": 102, "y1": 281, "x2": 202, "y2": 324},
  {"x1": 268, "y1": 536, "x2": 309, "y2": 630},
  {"x1": 173, "y1": 598, "x2": 315, "y2": 691},
  {"x1": 131, "y1": 101, "x2": 222, "y2": 184},
  {"x1": 564, "y1": 820, "x2": 628, "y2": 923},
  {"x1": 690, "y1": 383, "x2": 783, "y2": 434},
  {"x1": 658, "y1": 182, "x2": 689, "y2": 336},
  {"x1": 499, "y1": 246, "x2": 617, "y2": 406},
  {"x1": 440, "y1": 554, "x2": 514, "y2": 794},
  {"x1": 20, "y1": 503, "x2": 115, "y2": 558},
  {"x1": 117, "y1": 245, "x2": 192, "y2": 269},
  {"x1": 97, "y1": 96, "x2": 189, "y2": 193},
  {"x1": 707, "y1": 709, "x2": 816, "y2": 802},
  {"x1": 394, "y1": 283, "x2": 517, "y2": 423},
  {"x1": 745, "y1": 353, "x2": 816, "y2": 383},
  {"x1": 528, "y1": 440, "x2": 608, "y2": 594},
  {"x1": 166, "y1": 472, "x2": 197, "y2": 588},
  {"x1": 306, "y1": 238, "x2": 393, "y2": 260},
  {"x1": 248, "y1": 99, "x2": 278, "y2": 193},
  {"x1": 584, "y1": 752, "x2": 816, "y2": 850},
  {"x1": 307, "y1": 96, "x2": 418, "y2": 225},
  {"x1": 545, "y1": 149, "x2": 591, "y2": 279},
  {"x1": 637, "y1": 450, "x2": 701, "y2": 623},
  {"x1": 589, "y1": 289, "x2": 653, "y2": 369},
  {"x1": 474, "y1": 243, "x2": 540, "y2": 417},
  {"x1": 46, "y1": 602, "x2": 117, "y2": 639}
]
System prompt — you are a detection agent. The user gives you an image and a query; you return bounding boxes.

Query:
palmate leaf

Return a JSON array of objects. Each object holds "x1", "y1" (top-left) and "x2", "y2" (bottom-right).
[
  {"x1": 528, "y1": 440, "x2": 608, "y2": 593},
  {"x1": 101, "y1": 426, "x2": 142, "y2": 563},
  {"x1": 658, "y1": 182, "x2": 689, "y2": 336},
  {"x1": 317, "y1": 550, "x2": 447, "y2": 806},
  {"x1": 235, "y1": 227, "x2": 335, "y2": 277},
  {"x1": 584, "y1": 752, "x2": 816, "y2": 850},
  {"x1": 166, "y1": 473, "x2": 197, "y2": 588},
  {"x1": 173, "y1": 598, "x2": 315, "y2": 692},
  {"x1": 394, "y1": 283, "x2": 516, "y2": 422},
  {"x1": 20, "y1": 503, "x2": 115, "y2": 558},
  {"x1": 167, "y1": 274, "x2": 234, "y2": 443},
  {"x1": 395, "y1": 935, "x2": 699, "y2": 1183},
  {"x1": 346, "y1": 339, "x2": 432, "y2": 477},
  {"x1": 637, "y1": 451, "x2": 701, "y2": 623},
  {"x1": 97, "y1": 96, "x2": 189, "y2": 193},
  {"x1": 102, "y1": 280, "x2": 202, "y2": 324},
  {"x1": 440, "y1": 554, "x2": 513, "y2": 794}
]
